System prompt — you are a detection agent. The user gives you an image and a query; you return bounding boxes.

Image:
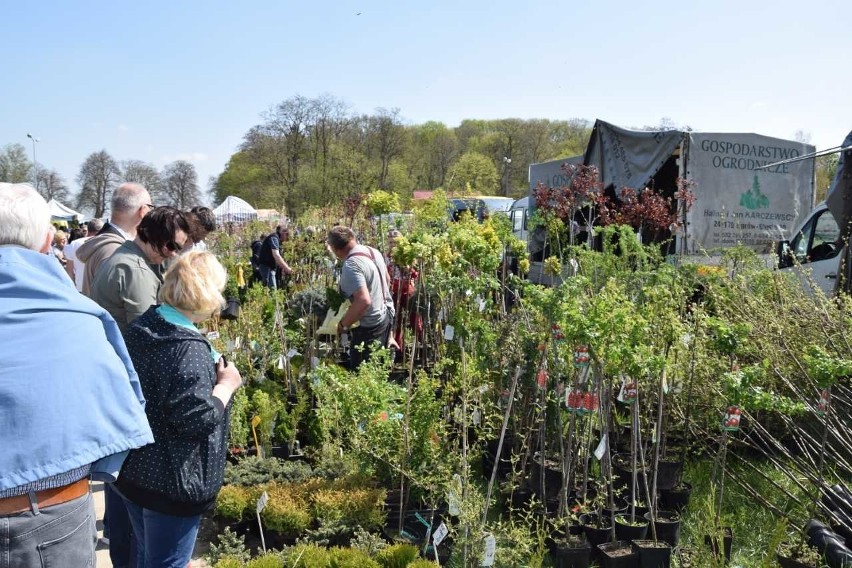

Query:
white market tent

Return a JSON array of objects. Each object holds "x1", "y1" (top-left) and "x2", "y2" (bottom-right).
[
  {"x1": 213, "y1": 195, "x2": 258, "y2": 223},
  {"x1": 48, "y1": 199, "x2": 84, "y2": 222}
]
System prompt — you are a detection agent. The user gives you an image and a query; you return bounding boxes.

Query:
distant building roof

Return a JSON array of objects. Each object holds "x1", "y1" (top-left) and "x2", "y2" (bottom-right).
[{"x1": 413, "y1": 190, "x2": 433, "y2": 200}]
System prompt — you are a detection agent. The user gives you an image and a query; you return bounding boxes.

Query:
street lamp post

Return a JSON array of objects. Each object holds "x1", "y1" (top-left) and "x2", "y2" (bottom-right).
[
  {"x1": 26, "y1": 133, "x2": 39, "y2": 192},
  {"x1": 502, "y1": 156, "x2": 512, "y2": 197}
]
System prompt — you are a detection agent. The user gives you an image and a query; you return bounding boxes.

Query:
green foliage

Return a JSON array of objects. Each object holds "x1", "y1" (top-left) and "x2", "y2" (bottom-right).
[
  {"x1": 207, "y1": 528, "x2": 251, "y2": 566},
  {"x1": 282, "y1": 543, "x2": 331, "y2": 568},
  {"x1": 246, "y1": 552, "x2": 286, "y2": 568},
  {"x1": 375, "y1": 543, "x2": 419, "y2": 568},
  {"x1": 446, "y1": 151, "x2": 499, "y2": 195},
  {"x1": 349, "y1": 527, "x2": 387, "y2": 557},
  {"x1": 365, "y1": 190, "x2": 402, "y2": 217},
  {"x1": 406, "y1": 561, "x2": 436, "y2": 568},
  {"x1": 224, "y1": 456, "x2": 314, "y2": 486},
  {"x1": 251, "y1": 390, "x2": 283, "y2": 455},
  {"x1": 328, "y1": 547, "x2": 381, "y2": 568},
  {"x1": 215, "y1": 485, "x2": 252, "y2": 521},
  {"x1": 215, "y1": 557, "x2": 245, "y2": 568},
  {"x1": 804, "y1": 345, "x2": 852, "y2": 388},
  {"x1": 229, "y1": 388, "x2": 251, "y2": 450}
]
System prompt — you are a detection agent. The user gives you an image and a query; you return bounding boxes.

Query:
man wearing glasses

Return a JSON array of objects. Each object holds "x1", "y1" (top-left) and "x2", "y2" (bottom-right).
[
  {"x1": 89, "y1": 206, "x2": 190, "y2": 336},
  {"x1": 78, "y1": 183, "x2": 153, "y2": 296}
]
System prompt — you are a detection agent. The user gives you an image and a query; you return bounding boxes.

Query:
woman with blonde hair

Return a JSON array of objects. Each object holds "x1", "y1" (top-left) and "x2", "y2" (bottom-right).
[{"x1": 115, "y1": 251, "x2": 243, "y2": 568}]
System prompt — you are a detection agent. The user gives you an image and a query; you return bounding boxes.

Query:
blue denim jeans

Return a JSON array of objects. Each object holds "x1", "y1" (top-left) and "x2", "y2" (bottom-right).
[
  {"x1": 104, "y1": 483, "x2": 135, "y2": 568},
  {"x1": 120, "y1": 497, "x2": 201, "y2": 568},
  {"x1": 0, "y1": 491, "x2": 96, "y2": 568},
  {"x1": 259, "y1": 265, "x2": 277, "y2": 289}
]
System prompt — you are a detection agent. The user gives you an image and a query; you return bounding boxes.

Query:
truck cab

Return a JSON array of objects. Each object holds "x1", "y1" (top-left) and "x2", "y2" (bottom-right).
[{"x1": 777, "y1": 202, "x2": 844, "y2": 296}]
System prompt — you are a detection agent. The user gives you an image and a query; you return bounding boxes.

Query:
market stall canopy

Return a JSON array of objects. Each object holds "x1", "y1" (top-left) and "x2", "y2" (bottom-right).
[
  {"x1": 48, "y1": 199, "x2": 83, "y2": 222},
  {"x1": 583, "y1": 119, "x2": 683, "y2": 194},
  {"x1": 213, "y1": 195, "x2": 258, "y2": 223}
]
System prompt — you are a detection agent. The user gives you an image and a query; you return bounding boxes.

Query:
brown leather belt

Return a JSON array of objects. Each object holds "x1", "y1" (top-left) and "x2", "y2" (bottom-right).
[{"x1": 0, "y1": 478, "x2": 89, "y2": 516}]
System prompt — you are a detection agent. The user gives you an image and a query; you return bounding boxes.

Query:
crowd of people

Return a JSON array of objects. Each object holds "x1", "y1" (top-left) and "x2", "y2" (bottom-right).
[{"x1": 0, "y1": 181, "x2": 412, "y2": 567}]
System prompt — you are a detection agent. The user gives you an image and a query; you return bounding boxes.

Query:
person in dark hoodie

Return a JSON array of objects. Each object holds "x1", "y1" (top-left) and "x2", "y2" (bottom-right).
[
  {"x1": 77, "y1": 183, "x2": 152, "y2": 296},
  {"x1": 116, "y1": 250, "x2": 243, "y2": 568}
]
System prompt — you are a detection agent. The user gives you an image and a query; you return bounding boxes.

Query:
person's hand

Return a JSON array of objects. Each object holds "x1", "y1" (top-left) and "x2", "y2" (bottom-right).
[
  {"x1": 215, "y1": 357, "x2": 243, "y2": 391},
  {"x1": 336, "y1": 321, "x2": 348, "y2": 335}
]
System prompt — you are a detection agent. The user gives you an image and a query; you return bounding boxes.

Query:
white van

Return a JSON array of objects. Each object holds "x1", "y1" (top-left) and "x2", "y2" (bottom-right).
[{"x1": 776, "y1": 202, "x2": 844, "y2": 296}]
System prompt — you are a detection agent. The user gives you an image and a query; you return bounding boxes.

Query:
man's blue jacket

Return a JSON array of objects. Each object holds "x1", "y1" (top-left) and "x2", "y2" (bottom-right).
[{"x1": 0, "y1": 245, "x2": 154, "y2": 491}]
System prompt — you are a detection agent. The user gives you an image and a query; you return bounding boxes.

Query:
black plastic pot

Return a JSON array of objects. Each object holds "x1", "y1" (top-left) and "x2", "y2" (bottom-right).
[
  {"x1": 614, "y1": 514, "x2": 649, "y2": 541},
  {"x1": 643, "y1": 511, "x2": 681, "y2": 546},
  {"x1": 530, "y1": 454, "x2": 563, "y2": 500},
  {"x1": 603, "y1": 499, "x2": 628, "y2": 519},
  {"x1": 659, "y1": 482, "x2": 692, "y2": 512},
  {"x1": 549, "y1": 539, "x2": 592, "y2": 568},
  {"x1": 776, "y1": 552, "x2": 816, "y2": 568},
  {"x1": 653, "y1": 459, "x2": 683, "y2": 491},
  {"x1": 806, "y1": 519, "x2": 852, "y2": 567},
  {"x1": 633, "y1": 540, "x2": 672, "y2": 568},
  {"x1": 598, "y1": 540, "x2": 639, "y2": 568},
  {"x1": 704, "y1": 527, "x2": 732, "y2": 563},
  {"x1": 221, "y1": 297, "x2": 240, "y2": 320},
  {"x1": 580, "y1": 513, "x2": 613, "y2": 547}
]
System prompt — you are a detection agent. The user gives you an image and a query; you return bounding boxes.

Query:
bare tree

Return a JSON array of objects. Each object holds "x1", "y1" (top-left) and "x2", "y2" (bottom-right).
[
  {"x1": 0, "y1": 143, "x2": 32, "y2": 183},
  {"x1": 367, "y1": 107, "x2": 407, "y2": 189},
  {"x1": 76, "y1": 150, "x2": 122, "y2": 217},
  {"x1": 162, "y1": 160, "x2": 201, "y2": 209},
  {"x1": 123, "y1": 160, "x2": 164, "y2": 203},
  {"x1": 35, "y1": 168, "x2": 70, "y2": 202}
]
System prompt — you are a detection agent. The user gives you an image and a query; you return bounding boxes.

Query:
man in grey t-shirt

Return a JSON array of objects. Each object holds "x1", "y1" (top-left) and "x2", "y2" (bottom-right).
[{"x1": 327, "y1": 226, "x2": 394, "y2": 369}]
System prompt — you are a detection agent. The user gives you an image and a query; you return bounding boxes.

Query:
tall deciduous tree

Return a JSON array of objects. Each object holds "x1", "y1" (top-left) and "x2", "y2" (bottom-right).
[
  {"x1": 367, "y1": 108, "x2": 407, "y2": 189},
  {"x1": 0, "y1": 143, "x2": 32, "y2": 183},
  {"x1": 36, "y1": 168, "x2": 69, "y2": 203},
  {"x1": 162, "y1": 160, "x2": 201, "y2": 209},
  {"x1": 123, "y1": 160, "x2": 164, "y2": 203},
  {"x1": 76, "y1": 150, "x2": 121, "y2": 217},
  {"x1": 447, "y1": 151, "x2": 500, "y2": 195}
]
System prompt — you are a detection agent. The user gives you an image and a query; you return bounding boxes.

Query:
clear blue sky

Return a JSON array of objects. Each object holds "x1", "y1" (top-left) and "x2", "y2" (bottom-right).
[{"x1": 2, "y1": 0, "x2": 848, "y2": 205}]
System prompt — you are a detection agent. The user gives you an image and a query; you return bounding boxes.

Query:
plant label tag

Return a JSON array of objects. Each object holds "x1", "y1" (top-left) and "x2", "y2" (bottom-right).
[
  {"x1": 482, "y1": 534, "x2": 497, "y2": 566},
  {"x1": 662, "y1": 372, "x2": 669, "y2": 394},
  {"x1": 437, "y1": 308, "x2": 446, "y2": 322},
  {"x1": 235, "y1": 336, "x2": 242, "y2": 349},
  {"x1": 817, "y1": 388, "x2": 830, "y2": 415},
  {"x1": 251, "y1": 415, "x2": 261, "y2": 428},
  {"x1": 226, "y1": 340, "x2": 235, "y2": 352},
  {"x1": 277, "y1": 356, "x2": 285, "y2": 369},
  {"x1": 594, "y1": 434, "x2": 607, "y2": 460},
  {"x1": 433, "y1": 522, "x2": 448, "y2": 546},
  {"x1": 311, "y1": 356, "x2": 320, "y2": 369},
  {"x1": 476, "y1": 296, "x2": 486, "y2": 312},
  {"x1": 206, "y1": 331, "x2": 220, "y2": 340},
  {"x1": 448, "y1": 473, "x2": 461, "y2": 515},
  {"x1": 577, "y1": 365, "x2": 590, "y2": 384},
  {"x1": 723, "y1": 405, "x2": 741, "y2": 431},
  {"x1": 250, "y1": 340, "x2": 260, "y2": 351},
  {"x1": 286, "y1": 348, "x2": 299, "y2": 360},
  {"x1": 256, "y1": 491, "x2": 269, "y2": 514},
  {"x1": 652, "y1": 424, "x2": 658, "y2": 444},
  {"x1": 472, "y1": 408, "x2": 481, "y2": 426},
  {"x1": 444, "y1": 325, "x2": 455, "y2": 340}
]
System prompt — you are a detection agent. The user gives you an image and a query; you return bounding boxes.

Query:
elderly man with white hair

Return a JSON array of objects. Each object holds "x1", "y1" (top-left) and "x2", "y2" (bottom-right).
[{"x1": 0, "y1": 182, "x2": 153, "y2": 567}]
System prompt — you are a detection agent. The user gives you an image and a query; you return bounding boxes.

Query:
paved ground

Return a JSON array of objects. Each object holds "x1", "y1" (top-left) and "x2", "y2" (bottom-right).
[{"x1": 91, "y1": 482, "x2": 211, "y2": 567}]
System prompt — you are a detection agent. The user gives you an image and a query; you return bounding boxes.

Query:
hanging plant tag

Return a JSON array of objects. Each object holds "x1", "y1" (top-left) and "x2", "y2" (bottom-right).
[
  {"x1": 250, "y1": 340, "x2": 260, "y2": 351},
  {"x1": 817, "y1": 389, "x2": 830, "y2": 415},
  {"x1": 723, "y1": 405, "x2": 741, "y2": 431},
  {"x1": 311, "y1": 356, "x2": 320, "y2": 369},
  {"x1": 206, "y1": 331, "x2": 220, "y2": 340},
  {"x1": 566, "y1": 388, "x2": 582, "y2": 412},
  {"x1": 448, "y1": 474, "x2": 462, "y2": 515},
  {"x1": 235, "y1": 336, "x2": 242, "y2": 349},
  {"x1": 581, "y1": 392, "x2": 599, "y2": 414},
  {"x1": 433, "y1": 522, "x2": 449, "y2": 546},
  {"x1": 617, "y1": 376, "x2": 637, "y2": 404},
  {"x1": 476, "y1": 296, "x2": 486, "y2": 311},
  {"x1": 482, "y1": 533, "x2": 497, "y2": 566},
  {"x1": 662, "y1": 373, "x2": 670, "y2": 394},
  {"x1": 437, "y1": 308, "x2": 446, "y2": 322},
  {"x1": 444, "y1": 325, "x2": 455, "y2": 340},
  {"x1": 577, "y1": 365, "x2": 590, "y2": 384},
  {"x1": 594, "y1": 434, "x2": 608, "y2": 460},
  {"x1": 652, "y1": 424, "x2": 658, "y2": 444},
  {"x1": 226, "y1": 340, "x2": 235, "y2": 352},
  {"x1": 551, "y1": 324, "x2": 564, "y2": 342},
  {"x1": 277, "y1": 355, "x2": 285, "y2": 370},
  {"x1": 286, "y1": 348, "x2": 300, "y2": 360},
  {"x1": 573, "y1": 345, "x2": 590, "y2": 367},
  {"x1": 536, "y1": 368, "x2": 548, "y2": 390},
  {"x1": 472, "y1": 408, "x2": 481, "y2": 426},
  {"x1": 256, "y1": 491, "x2": 269, "y2": 514}
]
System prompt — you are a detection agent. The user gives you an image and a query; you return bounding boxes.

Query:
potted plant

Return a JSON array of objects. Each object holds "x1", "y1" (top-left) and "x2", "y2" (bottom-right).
[
  {"x1": 614, "y1": 513, "x2": 649, "y2": 541},
  {"x1": 548, "y1": 532, "x2": 592, "y2": 568},
  {"x1": 632, "y1": 539, "x2": 672, "y2": 568},
  {"x1": 597, "y1": 540, "x2": 639, "y2": 568},
  {"x1": 643, "y1": 510, "x2": 681, "y2": 547},
  {"x1": 777, "y1": 537, "x2": 822, "y2": 568},
  {"x1": 221, "y1": 272, "x2": 241, "y2": 320}
]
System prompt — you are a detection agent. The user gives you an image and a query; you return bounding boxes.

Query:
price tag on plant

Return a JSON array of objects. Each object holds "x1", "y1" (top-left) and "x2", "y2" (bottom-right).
[
  {"x1": 433, "y1": 522, "x2": 449, "y2": 546},
  {"x1": 723, "y1": 405, "x2": 741, "y2": 431},
  {"x1": 206, "y1": 331, "x2": 220, "y2": 340},
  {"x1": 482, "y1": 533, "x2": 497, "y2": 566},
  {"x1": 476, "y1": 296, "x2": 486, "y2": 312},
  {"x1": 444, "y1": 325, "x2": 455, "y2": 341},
  {"x1": 594, "y1": 433, "x2": 608, "y2": 460},
  {"x1": 573, "y1": 345, "x2": 590, "y2": 367},
  {"x1": 256, "y1": 491, "x2": 269, "y2": 514},
  {"x1": 472, "y1": 408, "x2": 481, "y2": 426},
  {"x1": 536, "y1": 368, "x2": 548, "y2": 390}
]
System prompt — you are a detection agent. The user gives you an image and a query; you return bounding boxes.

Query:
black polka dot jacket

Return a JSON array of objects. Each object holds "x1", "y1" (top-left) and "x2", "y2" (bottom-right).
[{"x1": 115, "y1": 306, "x2": 230, "y2": 517}]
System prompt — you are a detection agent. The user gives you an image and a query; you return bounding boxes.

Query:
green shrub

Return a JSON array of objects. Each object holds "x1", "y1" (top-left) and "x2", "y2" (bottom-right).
[
  {"x1": 262, "y1": 487, "x2": 311, "y2": 535},
  {"x1": 349, "y1": 527, "x2": 387, "y2": 556},
  {"x1": 375, "y1": 543, "x2": 419, "y2": 568},
  {"x1": 225, "y1": 456, "x2": 314, "y2": 486},
  {"x1": 207, "y1": 528, "x2": 251, "y2": 566},
  {"x1": 407, "y1": 561, "x2": 436, "y2": 568},
  {"x1": 215, "y1": 556, "x2": 245, "y2": 568},
  {"x1": 215, "y1": 485, "x2": 251, "y2": 521},
  {"x1": 328, "y1": 547, "x2": 381, "y2": 568},
  {"x1": 246, "y1": 552, "x2": 285, "y2": 568},
  {"x1": 282, "y1": 543, "x2": 331, "y2": 568}
]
